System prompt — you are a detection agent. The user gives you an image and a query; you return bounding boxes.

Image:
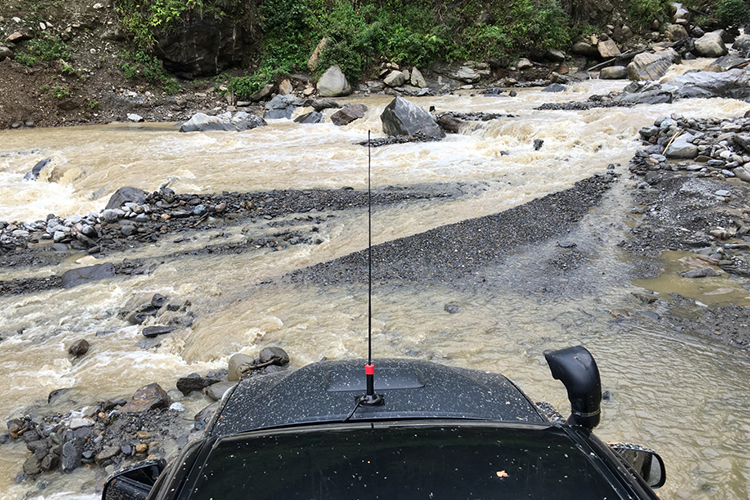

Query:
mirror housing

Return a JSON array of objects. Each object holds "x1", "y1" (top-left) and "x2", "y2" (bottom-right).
[
  {"x1": 102, "y1": 458, "x2": 166, "y2": 500},
  {"x1": 609, "y1": 443, "x2": 666, "y2": 489}
]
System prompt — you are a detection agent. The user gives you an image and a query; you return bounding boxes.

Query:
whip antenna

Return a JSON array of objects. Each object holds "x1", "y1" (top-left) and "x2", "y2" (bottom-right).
[{"x1": 361, "y1": 130, "x2": 383, "y2": 407}]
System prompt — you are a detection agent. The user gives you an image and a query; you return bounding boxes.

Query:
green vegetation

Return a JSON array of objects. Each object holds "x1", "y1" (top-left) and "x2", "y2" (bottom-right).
[
  {"x1": 14, "y1": 35, "x2": 69, "y2": 67},
  {"x1": 716, "y1": 0, "x2": 750, "y2": 24},
  {"x1": 51, "y1": 85, "x2": 70, "y2": 99},
  {"x1": 118, "y1": 50, "x2": 181, "y2": 94},
  {"x1": 88, "y1": 100, "x2": 101, "y2": 110},
  {"x1": 626, "y1": 0, "x2": 672, "y2": 28},
  {"x1": 115, "y1": 0, "x2": 204, "y2": 49}
]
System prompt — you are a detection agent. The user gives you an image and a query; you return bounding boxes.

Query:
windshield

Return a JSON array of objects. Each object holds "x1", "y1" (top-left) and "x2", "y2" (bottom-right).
[{"x1": 182, "y1": 422, "x2": 622, "y2": 500}]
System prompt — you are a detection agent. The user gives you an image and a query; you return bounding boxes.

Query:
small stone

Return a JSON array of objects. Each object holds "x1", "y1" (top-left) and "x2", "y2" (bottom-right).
[
  {"x1": 68, "y1": 339, "x2": 89, "y2": 357},
  {"x1": 142, "y1": 325, "x2": 175, "y2": 338},
  {"x1": 681, "y1": 268, "x2": 721, "y2": 278},
  {"x1": 135, "y1": 443, "x2": 148, "y2": 454},
  {"x1": 95, "y1": 446, "x2": 120, "y2": 465}
]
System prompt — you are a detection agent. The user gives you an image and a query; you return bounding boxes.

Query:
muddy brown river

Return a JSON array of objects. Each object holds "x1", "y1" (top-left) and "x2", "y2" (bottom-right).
[{"x1": 1, "y1": 63, "x2": 750, "y2": 499}]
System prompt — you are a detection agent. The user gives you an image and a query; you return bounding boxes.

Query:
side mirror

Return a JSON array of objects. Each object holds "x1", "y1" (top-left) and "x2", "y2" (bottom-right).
[
  {"x1": 102, "y1": 458, "x2": 166, "y2": 500},
  {"x1": 609, "y1": 443, "x2": 666, "y2": 489}
]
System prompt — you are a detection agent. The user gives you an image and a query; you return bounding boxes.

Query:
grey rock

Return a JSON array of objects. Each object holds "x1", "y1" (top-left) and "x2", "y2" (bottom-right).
[
  {"x1": 121, "y1": 225, "x2": 137, "y2": 236},
  {"x1": 452, "y1": 66, "x2": 481, "y2": 83},
  {"x1": 681, "y1": 267, "x2": 721, "y2": 278},
  {"x1": 310, "y1": 99, "x2": 341, "y2": 112},
  {"x1": 95, "y1": 446, "x2": 120, "y2": 465},
  {"x1": 541, "y1": 83, "x2": 566, "y2": 92},
  {"x1": 41, "y1": 453, "x2": 59, "y2": 471},
  {"x1": 228, "y1": 353, "x2": 254, "y2": 381},
  {"x1": 142, "y1": 325, "x2": 175, "y2": 338},
  {"x1": 293, "y1": 111, "x2": 324, "y2": 124},
  {"x1": 380, "y1": 96, "x2": 443, "y2": 140},
  {"x1": 105, "y1": 187, "x2": 146, "y2": 210},
  {"x1": 317, "y1": 65, "x2": 352, "y2": 97},
  {"x1": 384, "y1": 70, "x2": 407, "y2": 87},
  {"x1": 230, "y1": 111, "x2": 267, "y2": 131},
  {"x1": 733, "y1": 34, "x2": 750, "y2": 57},
  {"x1": 410, "y1": 67, "x2": 426, "y2": 87},
  {"x1": 176, "y1": 375, "x2": 220, "y2": 395},
  {"x1": 707, "y1": 54, "x2": 749, "y2": 72},
  {"x1": 572, "y1": 41, "x2": 599, "y2": 57},
  {"x1": 101, "y1": 209, "x2": 123, "y2": 223},
  {"x1": 68, "y1": 339, "x2": 89, "y2": 357},
  {"x1": 330, "y1": 104, "x2": 367, "y2": 126},
  {"x1": 598, "y1": 39, "x2": 621, "y2": 58},
  {"x1": 120, "y1": 382, "x2": 171, "y2": 412},
  {"x1": 0, "y1": 46, "x2": 13, "y2": 61},
  {"x1": 259, "y1": 346, "x2": 290, "y2": 365},
  {"x1": 180, "y1": 112, "x2": 233, "y2": 132},
  {"x1": 127, "y1": 113, "x2": 144, "y2": 122},
  {"x1": 23, "y1": 455, "x2": 42, "y2": 475},
  {"x1": 599, "y1": 66, "x2": 628, "y2": 79},
  {"x1": 61, "y1": 263, "x2": 115, "y2": 289},
  {"x1": 694, "y1": 30, "x2": 728, "y2": 57},
  {"x1": 264, "y1": 95, "x2": 305, "y2": 120},
  {"x1": 665, "y1": 133, "x2": 698, "y2": 159},
  {"x1": 61, "y1": 440, "x2": 83, "y2": 472},
  {"x1": 23, "y1": 158, "x2": 52, "y2": 181},
  {"x1": 663, "y1": 68, "x2": 750, "y2": 100},
  {"x1": 627, "y1": 49, "x2": 678, "y2": 81},
  {"x1": 734, "y1": 167, "x2": 750, "y2": 182},
  {"x1": 206, "y1": 381, "x2": 237, "y2": 401}
]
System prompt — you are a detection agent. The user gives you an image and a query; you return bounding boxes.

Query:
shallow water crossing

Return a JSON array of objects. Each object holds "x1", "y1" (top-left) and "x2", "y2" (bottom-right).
[{"x1": 1, "y1": 75, "x2": 750, "y2": 499}]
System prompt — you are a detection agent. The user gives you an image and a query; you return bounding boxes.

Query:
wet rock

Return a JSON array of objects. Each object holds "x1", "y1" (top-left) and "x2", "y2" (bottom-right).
[
  {"x1": 259, "y1": 346, "x2": 290, "y2": 365},
  {"x1": 317, "y1": 65, "x2": 351, "y2": 97},
  {"x1": 23, "y1": 158, "x2": 52, "y2": 181},
  {"x1": 330, "y1": 104, "x2": 367, "y2": 126},
  {"x1": 572, "y1": 41, "x2": 599, "y2": 57},
  {"x1": 436, "y1": 114, "x2": 465, "y2": 133},
  {"x1": 60, "y1": 263, "x2": 115, "y2": 289},
  {"x1": 534, "y1": 139, "x2": 544, "y2": 151},
  {"x1": 380, "y1": 96, "x2": 443, "y2": 140},
  {"x1": 23, "y1": 455, "x2": 41, "y2": 475},
  {"x1": 228, "y1": 353, "x2": 254, "y2": 381},
  {"x1": 95, "y1": 446, "x2": 120, "y2": 465},
  {"x1": 231, "y1": 111, "x2": 267, "y2": 131},
  {"x1": 105, "y1": 187, "x2": 146, "y2": 210},
  {"x1": 48, "y1": 388, "x2": 71, "y2": 404},
  {"x1": 141, "y1": 325, "x2": 175, "y2": 338},
  {"x1": 179, "y1": 112, "x2": 233, "y2": 132},
  {"x1": 664, "y1": 69, "x2": 750, "y2": 100},
  {"x1": 707, "y1": 54, "x2": 749, "y2": 72},
  {"x1": 541, "y1": 83, "x2": 566, "y2": 92},
  {"x1": 120, "y1": 382, "x2": 171, "y2": 412},
  {"x1": 69, "y1": 417, "x2": 94, "y2": 430},
  {"x1": 151, "y1": 294, "x2": 168, "y2": 308},
  {"x1": 627, "y1": 49, "x2": 678, "y2": 81},
  {"x1": 176, "y1": 375, "x2": 220, "y2": 395},
  {"x1": 264, "y1": 95, "x2": 305, "y2": 120},
  {"x1": 665, "y1": 133, "x2": 698, "y2": 159},
  {"x1": 40, "y1": 453, "x2": 59, "y2": 471},
  {"x1": 681, "y1": 268, "x2": 721, "y2": 278},
  {"x1": 599, "y1": 66, "x2": 628, "y2": 79},
  {"x1": 693, "y1": 30, "x2": 728, "y2": 57},
  {"x1": 310, "y1": 99, "x2": 341, "y2": 112},
  {"x1": 61, "y1": 440, "x2": 83, "y2": 472},
  {"x1": 68, "y1": 339, "x2": 89, "y2": 357},
  {"x1": 294, "y1": 111, "x2": 324, "y2": 124},
  {"x1": 734, "y1": 34, "x2": 750, "y2": 57},
  {"x1": 205, "y1": 381, "x2": 237, "y2": 401},
  {"x1": 444, "y1": 302, "x2": 460, "y2": 314}
]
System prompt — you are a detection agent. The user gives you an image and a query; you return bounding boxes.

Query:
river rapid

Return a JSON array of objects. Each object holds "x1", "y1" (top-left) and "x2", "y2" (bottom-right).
[{"x1": 1, "y1": 63, "x2": 750, "y2": 499}]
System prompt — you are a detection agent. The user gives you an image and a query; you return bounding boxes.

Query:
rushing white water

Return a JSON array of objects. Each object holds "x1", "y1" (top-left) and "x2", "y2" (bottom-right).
[{"x1": 1, "y1": 73, "x2": 750, "y2": 499}]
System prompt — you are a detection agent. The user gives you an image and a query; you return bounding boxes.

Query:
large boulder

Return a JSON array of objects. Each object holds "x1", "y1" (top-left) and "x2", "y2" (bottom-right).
[
  {"x1": 380, "y1": 96, "x2": 443, "y2": 140},
  {"x1": 384, "y1": 70, "x2": 407, "y2": 87},
  {"x1": 330, "y1": 104, "x2": 367, "y2": 126},
  {"x1": 317, "y1": 65, "x2": 352, "y2": 97},
  {"x1": 294, "y1": 111, "x2": 325, "y2": 124},
  {"x1": 105, "y1": 187, "x2": 146, "y2": 210},
  {"x1": 662, "y1": 68, "x2": 750, "y2": 100},
  {"x1": 600, "y1": 66, "x2": 628, "y2": 79},
  {"x1": 693, "y1": 30, "x2": 728, "y2": 58},
  {"x1": 627, "y1": 49, "x2": 678, "y2": 81},
  {"x1": 120, "y1": 382, "x2": 171, "y2": 412},
  {"x1": 572, "y1": 41, "x2": 599, "y2": 57},
  {"x1": 180, "y1": 111, "x2": 266, "y2": 131},
  {"x1": 410, "y1": 67, "x2": 426, "y2": 88},
  {"x1": 598, "y1": 39, "x2": 621, "y2": 58},
  {"x1": 706, "y1": 54, "x2": 749, "y2": 72},
  {"x1": 154, "y1": 18, "x2": 244, "y2": 78},
  {"x1": 23, "y1": 157, "x2": 52, "y2": 181},
  {"x1": 733, "y1": 34, "x2": 750, "y2": 57},
  {"x1": 61, "y1": 263, "x2": 115, "y2": 289},
  {"x1": 264, "y1": 95, "x2": 305, "y2": 119}
]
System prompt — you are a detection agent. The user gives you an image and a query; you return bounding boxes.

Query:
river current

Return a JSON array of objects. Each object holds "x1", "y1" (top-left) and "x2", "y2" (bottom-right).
[{"x1": 1, "y1": 62, "x2": 750, "y2": 499}]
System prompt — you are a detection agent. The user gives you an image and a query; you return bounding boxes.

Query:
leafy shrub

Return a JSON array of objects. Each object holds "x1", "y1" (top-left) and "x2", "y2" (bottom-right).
[
  {"x1": 15, "y1": 52, "x2": 37, "y2": 66},
  {"x1": 118, "y1": 50, "x2": 180, "y2": 93},
  {"x1": 716, "y1": 0, "x2": 750, "y2": 24},
  {"x1": 627, "y1": 0, "x2": 672, "y2": 28}
]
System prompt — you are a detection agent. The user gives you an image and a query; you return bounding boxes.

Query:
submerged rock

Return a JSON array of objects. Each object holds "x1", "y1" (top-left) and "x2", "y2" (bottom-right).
[
  {"x1": 60, "y1": 263, "x2": 115, "y2": 289},
  {"x1": 330, "y1": 104, "x2": 367, "y2": 126},
  {"x1": 23, "y1": 158, "x2": 52, "y2": 181}
]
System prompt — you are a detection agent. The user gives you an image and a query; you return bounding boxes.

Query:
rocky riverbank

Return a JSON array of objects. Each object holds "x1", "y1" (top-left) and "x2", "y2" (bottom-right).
[{"x1": 0, "y1": 346, "x2": 291, "y2": 495}]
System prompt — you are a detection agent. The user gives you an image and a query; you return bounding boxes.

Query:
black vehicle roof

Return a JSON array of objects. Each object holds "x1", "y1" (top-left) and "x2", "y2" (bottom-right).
[{"x1": 209, "y1": 358, "x2": 546, "y2": 436}]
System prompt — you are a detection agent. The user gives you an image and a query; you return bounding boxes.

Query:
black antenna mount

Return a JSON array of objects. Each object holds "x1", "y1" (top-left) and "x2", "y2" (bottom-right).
[{"x1": 360, "y1": 130, "x2": 384, "y2": 407}]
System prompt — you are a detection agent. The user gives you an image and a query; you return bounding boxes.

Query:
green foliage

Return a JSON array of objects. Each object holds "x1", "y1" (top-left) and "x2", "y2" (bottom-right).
[
  {"x1": 61, "y1": 63, "x2": 75, "y2": 75},
  {"x1": 716, "y1": 0, "x2": 750, "y2": 24},
  {"x1": 227, "y1": 67, "x2": 284, "y2": 98},
  {"x1": 15, "y1": 35, "x2": 69, "y2": 66},
  {"x1": 51, "y1": 85, "x2": 70, "y2": 99},
  {"x1": 115, "y1": 0, "x2": 203, "y2": 49},
  {"x1": 88, "y1": 100, "x2": 101, "y2": 110},
  {"x1": 118, "y1": 50, "x2": 181, "y2": 94},
  {"x1": 627, "y1": 0, "x2": 672, "y2": 28}
]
